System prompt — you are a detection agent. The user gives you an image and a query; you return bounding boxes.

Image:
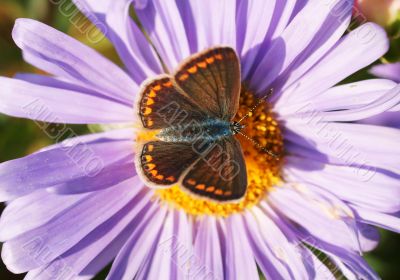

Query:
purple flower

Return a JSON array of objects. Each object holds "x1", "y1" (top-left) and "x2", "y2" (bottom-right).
[{"x1": 1, "y1": 1, "x2": 400, "y2": 279}]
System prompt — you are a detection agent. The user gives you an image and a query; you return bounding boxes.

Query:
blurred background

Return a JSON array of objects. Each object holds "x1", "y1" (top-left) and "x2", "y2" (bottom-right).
[{"x1": 0, "y1": 0, "x2": 399, "y2": 279}]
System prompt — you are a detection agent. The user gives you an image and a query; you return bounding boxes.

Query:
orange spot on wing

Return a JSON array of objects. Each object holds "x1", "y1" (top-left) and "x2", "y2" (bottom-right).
[
  {"x1": 215, "y1": 54, "x2": 223, "y2": 60},
  {"x1": 206, "y1": 57, "x2": 215, "y2": 64},
  {"x1": 224, "y1": 191, "x2": 232, "y2": 196},
  {"x1": 166, "y1": 176, "x2": 176, "y2": 182},
  {"x1": 143, "y1": 155, "x2": 153, "y2": 162},
  {"x1": 196, "y1": 184, "x2": 206, "y2": 190},
  {"x1": 179, "y1": 73, "x2": 189, "y2": 81},
  {"x1": 188, "y1": 66, "x2": 198, "y2": 74},
  {"x1": 147, "y1": 119, "x2": 154, "y2": 127},
  {"x1": 150, "y1": 170, "x2": 158, "y2": 176},
  {"x1": 214, "y1": 189, "x2": 223, "y2": 195},
  {"x1": 206, "y1": 186, "x2": 215, "y2": 192},
  {"x1": 148, "y1": 144, "x2": 154, "y2": 152},
  {"x1": 148, "y1": 90, "x2": 157, "y2": 98},
  {"x1": 186, "y1": 179, "x2": 196, "y2": 185},
  {"x1": 163, "y1": 81, "x2": 173, "y2": 87},
  {"x1": 145, "y1": 163, "x2": 156, "y2": 170},
  {"x1": 146, "y1": 98, "x2": 154, "y2": 105},
  {"x1": 153, "y1": 85, "x2": 162, "y2": 91},
  {"x1": 197, "y1": 61, "x2": 207, "y2": 68},
  {"x1": 143, "y1": 107, "x2": 152, "y2": 116},
  {"x1": 156, "y1": 175, "x2": 164, "y2": 180}
]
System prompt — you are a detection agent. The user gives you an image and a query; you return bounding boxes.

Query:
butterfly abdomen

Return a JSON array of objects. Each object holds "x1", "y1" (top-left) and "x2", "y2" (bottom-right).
[{"x1": 157, "y1": 119, "x2": 232, "y2": 143}]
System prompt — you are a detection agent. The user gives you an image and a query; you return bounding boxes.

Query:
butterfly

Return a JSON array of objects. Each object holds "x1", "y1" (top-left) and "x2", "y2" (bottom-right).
[{"x1": 134, "y1": 47, "x2": 247, "y2": 202}]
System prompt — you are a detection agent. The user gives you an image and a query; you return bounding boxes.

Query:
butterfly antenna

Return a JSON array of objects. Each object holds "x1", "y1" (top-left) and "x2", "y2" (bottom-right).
[
  {"x1": 238, "y1": 131, "x2": 279, "y2": 159},
  {"x1": 238, "y1": 89, "x2": 274, "y2": 124}
]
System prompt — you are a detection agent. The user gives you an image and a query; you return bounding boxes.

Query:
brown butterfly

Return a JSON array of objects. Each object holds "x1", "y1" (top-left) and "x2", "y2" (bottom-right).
[{"x1": 134, "y1": 47, "x2": 247, "y2": 202}]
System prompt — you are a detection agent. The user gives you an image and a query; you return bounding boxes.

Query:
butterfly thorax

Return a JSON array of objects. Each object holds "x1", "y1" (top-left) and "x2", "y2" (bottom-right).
[{"x1": 157, "y1": 119, "x2": 242, "y2": 143}]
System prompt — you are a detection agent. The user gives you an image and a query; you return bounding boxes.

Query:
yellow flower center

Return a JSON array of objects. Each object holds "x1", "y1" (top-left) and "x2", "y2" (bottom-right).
[{"x1": 156, "y1": 87, "x2": 284, "y2": 217}]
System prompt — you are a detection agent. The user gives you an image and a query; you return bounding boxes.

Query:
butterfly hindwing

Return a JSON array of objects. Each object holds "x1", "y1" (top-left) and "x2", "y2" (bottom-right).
[
  {"x1": 181, "y1": 137, "x2": 247, "y2": 201},
  {"x1": 137, "y1": 75, "x2": 208, "y2": 129},
  {"x1": 174, "y1": 47, "x2": 241, "y2": 120},
  {"x1": 137, "y1": 141, "x2": 212, "y2": 187}
]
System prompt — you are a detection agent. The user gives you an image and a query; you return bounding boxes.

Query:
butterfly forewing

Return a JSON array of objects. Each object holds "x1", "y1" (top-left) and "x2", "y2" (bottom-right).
[
  {"x1": 181, "y1": 137, "x2": 247, "y2": 201},
  {"x1": 137, "y1": 75, "x2": 208, "y2": 129},
  {"x1": 174, "y1": 47, "x2": 241, "y2": 120}
]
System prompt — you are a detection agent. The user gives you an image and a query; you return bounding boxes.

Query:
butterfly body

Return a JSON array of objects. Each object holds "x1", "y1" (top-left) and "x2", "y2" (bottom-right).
[
  {"x1": 157, "y1": 119, "x2": 240, "y2": 143},
  {"x1": 135, "y1": 47, "x2": 248, "y2": 202}
]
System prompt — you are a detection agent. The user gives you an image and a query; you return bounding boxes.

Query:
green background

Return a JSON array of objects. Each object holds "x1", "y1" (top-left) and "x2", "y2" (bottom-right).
[{"x1": 0, "y1": 0, "x2": 399, "y2": 279}]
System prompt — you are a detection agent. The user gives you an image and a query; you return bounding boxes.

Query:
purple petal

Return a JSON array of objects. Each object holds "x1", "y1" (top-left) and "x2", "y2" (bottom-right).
[
  {"x1": 282, "y1": 80, "x2": 400, "y2": 121},
  {"x1": 312, "y1": 84, "x2": 400, "y2": 122},
  {"x1": 250, "y1": 0, "x2": 353, "y2": 94},
  {"x1": 0, "y1": 190, "x2": 89, "y2": 241},
  {"x1": 236, "y1": 0, "x2": 276, "y2": 78},
  {"x1": 244, "y1": 207, "x2": 309, "y2": 279},
  {"x1": 194, "y1": 217, "x2": 224, "y2": 280},
  {"x1": 12, "y1": 18, "x2": 138, "y2": 104},
  {"x1": 224, "y1": 215, "x2": 259, "y2": 280},
  {"x1": 105, "y1": 0, "x2": 163, "y2": 82},
  {"x1": 354, "y1": 208, "x2": 400, "y2": 233},
  {"x1": 136, "y1": 0, "x2": 191, "y2": 71},
  {"x1": 0, "y1": 130, "x2": 134, "y2": 201},
  {"x1": 359, "y1": 111, "x2": 400, "y2": 129},
  {"x1": 106, "y1": 204, "x2": 166, "y2": 280},
  {"x1": 1, "y1": 178, "x2": 141, "y2": 273},
  {"x1": 370, "y1": 62, "x2": 400, "y2": 83},
  {"x1": 47, "y1": 157, "x2": 135, "y2": 194},
  {"x1": 357, "y1": 223, "x2": 380, "y2": 252},
  {"x1": 273, "y1": 0, "x2": 353, "y2": 95},
  {"x1": 176, "y1": 0, "x2": 236, "y2": 54},
  {"x1": 242, "y1": 0, "x2": 298, "y2": 80},
  {"x1": 135, "y1": 210, "x2": 176, "y2": 279},
  {"x1": 295, "y1": 229, "x2": 379, "y2": 280},
  {"x1": 171, "y1": 211, "x2": 194, "y2": 279},
  {"x1": 25, "y1": 187, "x2": 152, "y2": 280},
  {"x1": 280, "y1": 23, "x2": 389, "y2": 104},
  {"x1": 268, "y1": 185, "x2": 362, "y2": 253},
  {"x1": 14, "y1": 73, "x2": 123, "y2": 102},
  {"x1": 278, "y1": 79, "x2": 396, "y2": 116},
  {"x1": 305, "y1": 252, "x2": 336, "y2": 280},
  {"x1": 0, "y1": 77, "x2": 134, "y2": 124},
  {"x1": 285, "y1": 120, "x2": 400, "y2": 176},
  {"x1": 285, "y1": 156, "x2": 400, "y2": 213}
]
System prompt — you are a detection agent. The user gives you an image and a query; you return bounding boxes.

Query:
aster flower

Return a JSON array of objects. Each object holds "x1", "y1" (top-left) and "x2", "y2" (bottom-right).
[{"x1": 1, "y1": 0, "x2": 400, "y2": 279}]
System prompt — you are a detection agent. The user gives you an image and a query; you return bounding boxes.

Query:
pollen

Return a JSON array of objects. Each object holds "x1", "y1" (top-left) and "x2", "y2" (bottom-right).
[{"x1": 156, "y1": 87, "x2": 284, "y2": 217}]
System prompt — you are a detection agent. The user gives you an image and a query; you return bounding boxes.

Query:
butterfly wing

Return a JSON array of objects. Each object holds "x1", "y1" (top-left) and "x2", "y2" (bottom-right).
[
  {"x1": 181, "y1": 137, "x2": 247, "y2": 201},
  {"x1": 136, "y1": 75, "x2": 208, "y2": 130},
  {"x1": 137, "y1": 140, "x2": 213, "y2": 187},
  {"x1": 174, "y1": 47, "x2": 241, "y2": 120}
]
